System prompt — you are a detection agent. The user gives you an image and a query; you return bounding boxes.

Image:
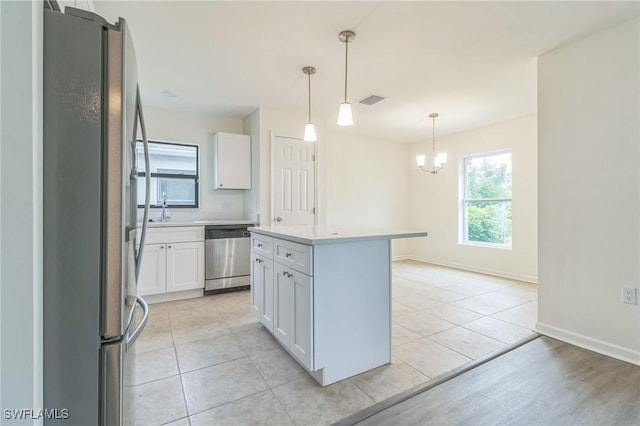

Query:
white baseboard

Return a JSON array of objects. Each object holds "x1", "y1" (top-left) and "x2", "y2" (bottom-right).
[
  {"x1": 143, "y1": 289, "x2": 204, "y2": 304},
  {"x1": 392, "y1": 255, "x2": 411, "y2": 262},
  {"x1": 536, "y1": 322, "x2": 640, "y2": 366},
  {"x1": 399, "y1": 255, "x2": 538, "y2": 284}
]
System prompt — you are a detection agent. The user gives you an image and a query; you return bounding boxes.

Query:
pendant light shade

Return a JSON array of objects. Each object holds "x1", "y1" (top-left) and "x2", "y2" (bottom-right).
[
  {"x1": 337, "y1": 102, "x2": 353, "y2": 126},
  {"x1": 302, "y1": 66, "x2": 317, "y2": 142},
  {"x1": 304, "y1": 123, "x2": 317, "y2": 142},
  {"x1": 337, "y1": 30, "x2": 355, "y2": 126}
]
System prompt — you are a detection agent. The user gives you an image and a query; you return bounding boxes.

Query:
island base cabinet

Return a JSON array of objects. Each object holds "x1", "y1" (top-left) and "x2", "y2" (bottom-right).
[
  {"x1": 250, "y1": 254, "x2": 262, "y2": 318},
  {"x1": 251, "y1": 253, "x2": 274, "y2": 332},
  {"x1": 273, "y1": 263, "x2": 313, "y2": 371},
  {"x1": 250, "y1": 227, "x2": 427, "y2": 387},
  {"x1": 290, "y1": 270, "x2": 313, "y2": 370}
]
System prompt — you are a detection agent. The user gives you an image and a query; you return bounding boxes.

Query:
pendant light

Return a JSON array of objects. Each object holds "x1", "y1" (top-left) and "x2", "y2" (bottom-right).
[
  {"x1": 302, "y1": 66, "x2": 317, "y2": 142},
  {"x1": 416, "y1": 113, "x2": 447, "y2": 174},
  {"x1": 337, "y1": 30, "x2": 355, "y2": 126}
]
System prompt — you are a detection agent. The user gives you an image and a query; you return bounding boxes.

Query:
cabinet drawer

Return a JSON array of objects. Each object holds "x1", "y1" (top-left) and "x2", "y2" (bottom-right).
[
  {"x1": 274, "y1": 238, "x2": 312, "y2": 275},
  {"x1": 143, "y1": 226, "x2": 204, "y2": 244},
  {"x1": 251, "y1": 234, "x2": 273, "y2": 258}
]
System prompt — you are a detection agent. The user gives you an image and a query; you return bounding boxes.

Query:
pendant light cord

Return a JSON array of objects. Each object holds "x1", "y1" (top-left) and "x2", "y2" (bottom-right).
[
  {"x1": 308, "y1": 71, "x2": 312, "y2": 122},
  {"x1": 344, "y1": 38, "x2": 349, "y2": 102}
]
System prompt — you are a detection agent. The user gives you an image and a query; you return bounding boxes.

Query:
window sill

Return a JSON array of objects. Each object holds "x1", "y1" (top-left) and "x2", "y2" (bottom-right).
[{"x1": 459, "y1": 241, "x2": 512, "y2": 250}]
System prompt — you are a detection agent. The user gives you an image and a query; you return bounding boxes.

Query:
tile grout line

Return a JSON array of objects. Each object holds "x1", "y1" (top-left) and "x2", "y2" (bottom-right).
[
  {"x1": 240, "y1": 327, "x2": 299, "y2": 426},
  {"x1": 167, "y1": 305, "x2": 193, "y2": 426},
  {"x1": 169, "y1": 304, "x2": 291, "y2": 423}
]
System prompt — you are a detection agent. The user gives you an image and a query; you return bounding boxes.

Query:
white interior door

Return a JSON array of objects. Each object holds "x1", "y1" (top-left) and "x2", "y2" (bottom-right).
[{"x1": 271, "y1": 135, "x2": 316, "y2": 226}]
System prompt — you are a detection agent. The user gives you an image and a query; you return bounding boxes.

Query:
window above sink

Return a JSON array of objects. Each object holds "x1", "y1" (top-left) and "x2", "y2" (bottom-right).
[{"x1": 136, "y1": 140, "x2": 199, "y2": 208}]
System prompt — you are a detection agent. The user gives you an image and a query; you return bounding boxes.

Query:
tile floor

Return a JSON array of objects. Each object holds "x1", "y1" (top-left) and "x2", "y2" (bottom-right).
[{"x1": 130, "y1": 260, "x2": 538, "y2": 426}]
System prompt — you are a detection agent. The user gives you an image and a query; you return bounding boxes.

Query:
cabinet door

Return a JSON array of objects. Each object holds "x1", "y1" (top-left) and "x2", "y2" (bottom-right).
[
  {"x1": 290, "y1": 270, "x2": 313, "y2": 370},
  {"x1": 137, "y1": 244, "x2": 166, "y2": 296},
  {"x1": 250, "y1": 253, "x2": 263, "y2": 319},
  {"x1": 214, "y1": 132, "x2": 251, "y2": 189},
  {"x1": 261, "y1": 259, "x2": 274, "y2": 332},
  {"x1": 166, "y1": 241, "x2": 205, "y2": 292},
  {"x1": 273, "y1": 263, "x2": 292, "y2": 347}
]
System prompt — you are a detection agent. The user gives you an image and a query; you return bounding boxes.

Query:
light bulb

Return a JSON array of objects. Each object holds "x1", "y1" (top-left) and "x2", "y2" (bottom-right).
[
  {"x1": 337, "y1": 102, "x2": 353, "y2": 126},
  {"x1": 304, "y1": 123, "x2": 317, "y2": 142},
  {"x1": 416, "y1": 155, "x2": 426, "y2": 168},
  {"x1": 434, "y1": 152, "x2": 448, "y2": 168}
]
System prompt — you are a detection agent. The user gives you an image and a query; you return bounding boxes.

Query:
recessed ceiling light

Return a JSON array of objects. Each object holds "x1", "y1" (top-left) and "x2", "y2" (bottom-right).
[{"x1": 161, "y1": 90, "x2": 177, "y2": 98}]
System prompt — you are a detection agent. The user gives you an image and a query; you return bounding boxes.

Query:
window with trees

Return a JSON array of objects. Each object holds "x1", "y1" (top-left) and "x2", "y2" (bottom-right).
[
  {"x1": 136, "y1": 141, "x2": 199, "y2": 208},
  {"x1": 462, "y1": 151, "x2": 512, "y2": 247}
]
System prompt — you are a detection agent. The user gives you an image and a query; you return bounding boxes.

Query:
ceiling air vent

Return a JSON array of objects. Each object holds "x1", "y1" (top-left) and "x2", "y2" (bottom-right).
[{"x1": 358, "y1": 94, "x2": 385, "y2": 106}]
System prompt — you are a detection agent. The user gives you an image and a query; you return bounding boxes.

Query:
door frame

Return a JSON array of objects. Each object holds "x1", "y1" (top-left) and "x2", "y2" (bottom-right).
[{"x1": 270, "y1": 132, "x2": 318, "y2": 226}]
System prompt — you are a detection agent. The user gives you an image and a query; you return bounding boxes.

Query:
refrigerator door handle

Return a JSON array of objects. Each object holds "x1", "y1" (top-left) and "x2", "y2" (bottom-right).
[
  {"x1": 134, "y1": 85, "x2": 151, "y2": 281},
  {"x1": 126, "y1": 295, "x2": 149, "y2": 350}
]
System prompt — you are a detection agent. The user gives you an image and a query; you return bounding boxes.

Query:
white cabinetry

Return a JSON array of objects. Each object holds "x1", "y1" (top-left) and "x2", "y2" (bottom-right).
[
  {"x1": 251, "y1": 235, "x2": 314, "y2": 371},
  {"x1": 137, "y1": 243, "x2": 166, "y2": 295},
  {"x1": 251, "y1": 252, "x2": 274, "y2": 332},
  {"x1": 250, "y1": 229, "x2": 399, "y2": 387},
  {"x1": 213, "y1": 132, "x2": 251, "y2": 189},
  {"x1": 138, "y1": 226, "x2": 205, "y2": 301},
  {"x1": 276, "y1": 264, "x2": 313, "y2": 369}
]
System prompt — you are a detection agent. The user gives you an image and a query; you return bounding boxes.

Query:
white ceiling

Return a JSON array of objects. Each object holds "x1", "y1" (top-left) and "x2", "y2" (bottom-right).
[{"x1": 93, "y1": 1, "x2": 638, "y2": 142}]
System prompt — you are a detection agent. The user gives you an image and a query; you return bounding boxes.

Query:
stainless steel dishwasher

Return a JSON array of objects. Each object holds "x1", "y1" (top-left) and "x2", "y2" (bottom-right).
[{"x1": 205, "y1": 225, "x2": 252, "y2": 294}]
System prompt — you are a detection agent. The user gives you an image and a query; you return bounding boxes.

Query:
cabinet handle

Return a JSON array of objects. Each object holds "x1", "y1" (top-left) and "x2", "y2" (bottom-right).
[
  {"x1": 256, "y1": 258, "x2": 263, "y2": 264},
  {"x1": 257, "y1": 243, "x2": 263, "y2": 248},
  {"x1": 283, "y1": 271, "x2": 293, "y2": 278},
  {"x1": 285, "y1": 252, "x2": 292, "y2": 258},
  {"x1": 160, "y1": 246, "x2": 164, "y2": 250},
  {"x1": 168, "y1": 245, "x2": 172, "y2": 249}
]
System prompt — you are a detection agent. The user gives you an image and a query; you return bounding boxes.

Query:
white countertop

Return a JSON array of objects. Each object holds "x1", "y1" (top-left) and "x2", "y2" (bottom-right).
[
  {"x1": 143, "y1": 219, "x2": 257, "y2": 228},
  {"x1": 248, "y1": 225, "x2": 428, "y2": 245}
]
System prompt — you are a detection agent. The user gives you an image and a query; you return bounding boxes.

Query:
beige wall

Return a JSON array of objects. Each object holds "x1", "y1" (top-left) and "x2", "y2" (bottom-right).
[
  {"x1": 324, "y1": 130, "x2": 411, "y2": 258},
  {"x1": 407, "y1": 115, "x2": 538, "y2": 282},
  {"x1": 537, "y1": 18, "x2": 640, "y2": 364}
]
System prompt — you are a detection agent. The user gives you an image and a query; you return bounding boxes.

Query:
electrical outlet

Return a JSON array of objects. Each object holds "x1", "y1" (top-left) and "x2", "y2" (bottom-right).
[{"x1": 622, "y1": 287, "x2": 637, "y2": 305}]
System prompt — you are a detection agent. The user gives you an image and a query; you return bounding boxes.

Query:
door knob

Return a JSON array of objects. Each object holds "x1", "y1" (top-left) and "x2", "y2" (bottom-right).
[{"x1": 275, "y1": 217, "x2": 282, "y2": 223}]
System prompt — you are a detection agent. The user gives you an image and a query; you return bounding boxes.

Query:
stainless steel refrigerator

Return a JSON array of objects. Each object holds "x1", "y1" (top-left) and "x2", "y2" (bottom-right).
[{"x1": 43, "y1": 6, "x2": 152, "y2": 425}]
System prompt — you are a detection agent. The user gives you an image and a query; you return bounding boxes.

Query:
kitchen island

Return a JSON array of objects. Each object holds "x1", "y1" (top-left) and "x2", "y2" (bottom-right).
[{"x1": 248, "y1": 225, "x2": 428, "y2": 386}]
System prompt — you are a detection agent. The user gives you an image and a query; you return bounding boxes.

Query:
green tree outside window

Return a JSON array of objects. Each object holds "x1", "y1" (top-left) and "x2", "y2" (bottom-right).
[{"x1": 463, "y1": 152, "x2": 512, "y2": 246}]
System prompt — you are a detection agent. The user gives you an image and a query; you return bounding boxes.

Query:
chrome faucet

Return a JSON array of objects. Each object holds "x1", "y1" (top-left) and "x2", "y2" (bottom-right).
[{"x1": 160, "y1": 192, "x2": 169, "y2": 222}]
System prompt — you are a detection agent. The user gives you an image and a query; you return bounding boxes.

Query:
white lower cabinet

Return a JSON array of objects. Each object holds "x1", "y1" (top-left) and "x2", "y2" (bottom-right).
[
  {"x1": 251, "y1": 252, "x2": 274, "y2": 332},
  {"x1": 251, "y1": 230, "x2": 396, "y2": 387},
  {"x1": 138, "y1": 227, "x2": 205, "y2": 297},
  {"x1": 251, "y1": 236, "x2": 314, "y2": 371},
  {"x1": 166, "y1": 241, "x2": 205, "y2": 292},
  {"x1": 288, "y1": 268, "x2": 313, "y2": 369},
  {"x1": 138, "y1": 243, "x2": 167, "y2": 295}
]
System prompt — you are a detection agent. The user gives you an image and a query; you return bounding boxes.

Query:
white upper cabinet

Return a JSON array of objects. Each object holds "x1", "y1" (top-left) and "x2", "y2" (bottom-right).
[{"x1": 213, "y1": 132, "x2": 251, "y2": 189}]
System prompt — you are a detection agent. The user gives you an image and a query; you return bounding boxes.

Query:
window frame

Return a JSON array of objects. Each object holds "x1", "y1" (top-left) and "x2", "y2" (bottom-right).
[
  {"x1": 136, "y1": 140, "x2": 200, "y2": 209},
  {"x1": 460, "y1": 149, "x2": 513, "y2": 249}
]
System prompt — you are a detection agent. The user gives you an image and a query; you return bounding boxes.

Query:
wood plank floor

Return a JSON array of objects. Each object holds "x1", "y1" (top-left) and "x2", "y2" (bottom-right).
[{"x1": 355, "y1": 337, "x2": 640, "y2": 426}]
